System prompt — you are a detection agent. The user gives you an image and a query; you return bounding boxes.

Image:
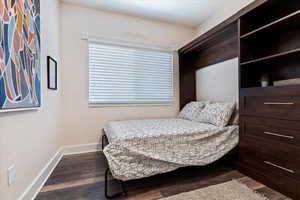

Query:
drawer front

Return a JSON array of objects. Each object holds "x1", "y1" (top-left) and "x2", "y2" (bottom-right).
[
  {"x1": 238, "y1": 161, "x2": 300, "y2": 199},
  {"x1": 240, "y1": 116, "x2": 300, "y2": 146},
  {"x1": 239, "y1": 137, "x2": 300, "y2": 180},
  {"x1": 240, "y1": 95, "x2": 300, "y2": 120}
]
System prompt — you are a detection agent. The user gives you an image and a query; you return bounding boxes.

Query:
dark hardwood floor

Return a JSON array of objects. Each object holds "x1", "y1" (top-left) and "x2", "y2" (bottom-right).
[{"x1": 35, "y1": 152, "x2": 290, "y2": 200}]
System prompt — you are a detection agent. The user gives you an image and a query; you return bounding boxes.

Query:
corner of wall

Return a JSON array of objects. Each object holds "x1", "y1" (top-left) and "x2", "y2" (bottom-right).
[{"x1": 195, "y1": 0, "x2": 255, "y2": 36}]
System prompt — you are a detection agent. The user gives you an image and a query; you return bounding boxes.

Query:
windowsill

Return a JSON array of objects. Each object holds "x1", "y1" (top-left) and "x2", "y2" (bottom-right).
[{"x1": 88, "y1": 102, "x2": 175, "y2": 108}]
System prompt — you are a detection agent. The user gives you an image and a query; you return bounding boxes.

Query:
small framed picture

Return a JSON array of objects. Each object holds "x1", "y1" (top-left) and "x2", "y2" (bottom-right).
[{"x1": 47, "y1": 56, "x2": 58, "y2": 90}]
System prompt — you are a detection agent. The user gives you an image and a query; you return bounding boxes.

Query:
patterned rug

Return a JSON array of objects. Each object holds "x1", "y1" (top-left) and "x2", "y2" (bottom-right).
[{"x1": 160, "y1": 180, "x2": 269, "y2": 200}]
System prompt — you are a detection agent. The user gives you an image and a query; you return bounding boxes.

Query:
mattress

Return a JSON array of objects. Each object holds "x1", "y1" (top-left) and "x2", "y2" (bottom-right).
[{"x1": 103, "y1": 118, "x2": 239, "y2": 181}]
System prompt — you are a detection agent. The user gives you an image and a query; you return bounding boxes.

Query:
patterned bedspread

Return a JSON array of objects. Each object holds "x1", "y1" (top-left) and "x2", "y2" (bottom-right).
[{"x1": 103, "y1": 118, "x2": 239, "y2": 181}]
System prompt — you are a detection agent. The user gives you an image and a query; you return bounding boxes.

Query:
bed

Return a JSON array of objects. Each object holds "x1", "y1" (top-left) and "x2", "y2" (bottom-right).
[
  {"x1": 102, "y1": 101, "x2": 238, "y2": 198},
  {"x1": 103, "y1": 118, "x2": 239, "y2": 179}
]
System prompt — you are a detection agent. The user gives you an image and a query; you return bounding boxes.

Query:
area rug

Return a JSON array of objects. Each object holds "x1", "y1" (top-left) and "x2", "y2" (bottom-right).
[{"x1": 160, "y1": 180, "x2": 269, "y2": 200}]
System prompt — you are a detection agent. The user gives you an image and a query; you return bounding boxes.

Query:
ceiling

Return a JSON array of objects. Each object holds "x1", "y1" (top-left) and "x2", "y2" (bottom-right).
[{"x1": 61, "y1": 0, "x2": 225, "y2": 27}]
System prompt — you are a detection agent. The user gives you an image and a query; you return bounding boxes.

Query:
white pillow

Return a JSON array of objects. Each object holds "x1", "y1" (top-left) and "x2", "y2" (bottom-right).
[
  {"x1": 196, "y1": 102, "x2": 236, "y2": 127},
  {"x1": 178, "y1": 101, "x2": 207, "y2": 121}
]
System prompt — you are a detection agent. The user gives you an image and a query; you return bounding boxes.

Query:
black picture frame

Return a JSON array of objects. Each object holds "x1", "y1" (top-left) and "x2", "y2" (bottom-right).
[{"x1": 47, "y1": 56, "x2": 58, "y2": 90}]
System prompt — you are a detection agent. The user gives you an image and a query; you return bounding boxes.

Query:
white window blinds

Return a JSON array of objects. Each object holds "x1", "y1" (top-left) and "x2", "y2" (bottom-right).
[{"x1": 88, "y1": 43, "x2": 174, "y2": 104}]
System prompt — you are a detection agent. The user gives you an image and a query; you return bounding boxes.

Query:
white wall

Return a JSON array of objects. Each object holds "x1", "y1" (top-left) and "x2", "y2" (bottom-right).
[
  {"x1": 196, "y1": 0, "x2": 254, "y2": 36},
  {"x1": 60, "y1": 3, "x2": 195, "y2": 145},
  {"x1": 196, "y1": 58, "x2": 238, "y2": 102},
  {"x1": 0, "y1": 0, "x2": 62, "y2": 199},
  {"x1": 195, "y1": 0, "x2": 254, "y2": 102}
]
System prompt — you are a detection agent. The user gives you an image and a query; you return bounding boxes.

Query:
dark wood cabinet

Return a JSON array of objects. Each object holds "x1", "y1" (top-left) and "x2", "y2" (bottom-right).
[
  {"x1": 239, "y1": 90, "x2": 300, "y2": 199},
  {"x1": 240, "y1": 116, "x2": 300, "y2": 146},
  {"x1": 238, "y1": 1, "x2": 300, "y2": 199}
]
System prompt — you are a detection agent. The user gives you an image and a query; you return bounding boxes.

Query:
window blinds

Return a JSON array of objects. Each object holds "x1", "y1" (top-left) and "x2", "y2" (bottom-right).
[{"x1": 88, "y1": 43, "x2": 174, "y2": 104}]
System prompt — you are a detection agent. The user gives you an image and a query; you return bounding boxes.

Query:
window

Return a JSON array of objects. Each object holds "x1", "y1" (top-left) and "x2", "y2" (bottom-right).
[{"x1": 88, "y1": 43, "x2": 174, "y2": 104}]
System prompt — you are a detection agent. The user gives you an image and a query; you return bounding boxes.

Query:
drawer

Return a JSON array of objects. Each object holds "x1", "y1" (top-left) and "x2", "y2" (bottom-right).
[
  {"x1": 238, "y1": 161, "x2": 300, "y2": 199},
  {"x1": 240, "y1": 116, "x2": 300, "y2": 146},
  {"x1": 240, "y1": 95, "x2": 300, "y2": 120},
  {"x1": 239, "y1": 137, "x2": 300, "y2": 180}
]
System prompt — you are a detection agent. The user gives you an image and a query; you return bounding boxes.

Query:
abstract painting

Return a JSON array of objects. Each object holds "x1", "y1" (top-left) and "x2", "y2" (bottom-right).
[{"x1": 0, "y1": 0, "x2": 40, "y2": 111}]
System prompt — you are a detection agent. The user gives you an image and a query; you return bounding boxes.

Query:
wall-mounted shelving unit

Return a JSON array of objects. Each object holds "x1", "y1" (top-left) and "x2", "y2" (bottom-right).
[
  {"x1": 180, "y1": 0, "x2": 300, "y2": 199},
  {"x1": 178, "y1": 0, "x2": 267, "y2": 108},
  {"x1": 239, "y1": 0, "x2": 300, "y2": 89},
  {"x1": 238, "y1": 1, "x2": 300, "y2": 199}
]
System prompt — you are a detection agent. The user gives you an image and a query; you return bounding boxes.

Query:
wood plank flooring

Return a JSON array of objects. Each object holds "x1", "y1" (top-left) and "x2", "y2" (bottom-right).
[{"x1": 36, "y1": 152, "x2": 290, "y2": 200}]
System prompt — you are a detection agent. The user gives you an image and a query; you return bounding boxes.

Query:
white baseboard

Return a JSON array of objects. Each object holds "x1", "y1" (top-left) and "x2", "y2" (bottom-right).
[
  {"x1": 63, "y1": 143, "x2": 102, "y2": 155},
  {"x1": 18, "y1": 147, "x2": 64, "y2": 200},
  {"x1": 18, "y1": 143, "x2": 102, "y2": 200}
]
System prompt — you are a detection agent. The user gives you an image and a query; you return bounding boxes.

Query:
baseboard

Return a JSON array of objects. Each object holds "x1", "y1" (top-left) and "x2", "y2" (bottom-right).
[
  {"x1": 18, "y1": 147, "x2": 64, "y2": 200},
  {"x1": 18, "y1": 143, "x2": 102, "y2": 200},
  {"x1": 63, "y1": 143, "x2": 102, "y2": 155}
]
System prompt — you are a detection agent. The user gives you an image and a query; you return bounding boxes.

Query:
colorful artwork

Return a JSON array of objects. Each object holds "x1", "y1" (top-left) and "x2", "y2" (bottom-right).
[{"x1": 0, "y1": 0, "x2": 40, "y2": 111}]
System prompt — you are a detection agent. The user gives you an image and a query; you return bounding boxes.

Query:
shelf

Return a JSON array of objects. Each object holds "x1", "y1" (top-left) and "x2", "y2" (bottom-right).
[
  {"x1": 240, "y1": 10, "x2": 300, "y2": 39},
  {"x1": 240, "y1": 85, "x2": 300, "y2": 98},
  {"x1": 240, "y1": 84, "x2": 300, "y2": 90},
  {"x1": 240, "y1": 49, "x2": 300, "y2": 88},
  {"x1": 240, "y1": 48, "x2": 300, "y2": 66}
]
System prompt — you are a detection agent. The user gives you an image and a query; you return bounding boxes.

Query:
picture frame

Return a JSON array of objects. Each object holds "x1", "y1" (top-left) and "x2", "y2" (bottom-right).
[{"x1": 47, "y1": 56, "x2": 58, "y2": 90}]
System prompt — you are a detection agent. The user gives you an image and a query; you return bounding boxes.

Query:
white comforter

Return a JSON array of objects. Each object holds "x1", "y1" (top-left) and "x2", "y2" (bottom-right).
[{"x1": 103, "y1": 118, "x2": 239, "y2": 181}]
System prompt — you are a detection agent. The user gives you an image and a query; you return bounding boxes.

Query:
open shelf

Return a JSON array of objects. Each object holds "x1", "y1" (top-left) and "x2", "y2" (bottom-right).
[
  {"x1": 239, "y1": 11, "x2": 300, "y2": 63},
  {"x1": 240, "y1": 48, "x2": 300, "y2": 66},
  {"x1": 240, "y1": 10, "x2": 300, "y2": 39},
  {"x1": 239, "y1": 0, "x2": 300, "y2": 35},
  {"x1": 240, "y1": 50, "x2": 300, "y2": 88},
  {"x1": 240, "y1": 85, "x2": 300, "y2": 90}
]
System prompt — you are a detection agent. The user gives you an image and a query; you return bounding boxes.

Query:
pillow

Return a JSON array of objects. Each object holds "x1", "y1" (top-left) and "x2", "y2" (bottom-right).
[
  {"x1": 178, "y1": 101, "x2": 207, "y2": 121},
  {"x1": 196, "y1": 102, "x2": 236, "y2": 127}
]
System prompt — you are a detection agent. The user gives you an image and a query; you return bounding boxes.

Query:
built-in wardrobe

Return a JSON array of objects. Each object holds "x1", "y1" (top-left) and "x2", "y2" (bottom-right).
[{"x1": 179, "y1": 0, "x2": 300, "y2": 199}]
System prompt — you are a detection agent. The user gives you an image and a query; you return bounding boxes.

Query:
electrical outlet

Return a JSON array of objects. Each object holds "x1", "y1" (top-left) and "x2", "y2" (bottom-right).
[{"x1": 7, "y1": 165, "x2": 16, "y2": 186}]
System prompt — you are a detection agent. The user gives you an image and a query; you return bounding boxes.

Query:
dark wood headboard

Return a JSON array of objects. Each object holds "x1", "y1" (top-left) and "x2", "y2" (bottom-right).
[{"x1": 178, "y1": 0, "x2": 267, "y2": 108}]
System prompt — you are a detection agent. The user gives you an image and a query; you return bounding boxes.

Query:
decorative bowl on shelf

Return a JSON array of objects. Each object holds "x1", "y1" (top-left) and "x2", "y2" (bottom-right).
[
  {"x1": 260, "y1": 74, "x2": 269, "y2": 87},
  {"x1": 261, "y1": 81, "x2": 268, "y2": 87}
]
